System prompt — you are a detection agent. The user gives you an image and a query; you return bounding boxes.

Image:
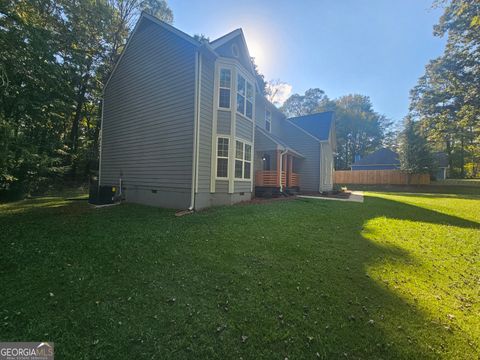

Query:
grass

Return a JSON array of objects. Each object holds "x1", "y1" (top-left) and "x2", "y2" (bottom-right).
[{"x1": 0, "y1": 190, "x2": 479, "y2": 359}]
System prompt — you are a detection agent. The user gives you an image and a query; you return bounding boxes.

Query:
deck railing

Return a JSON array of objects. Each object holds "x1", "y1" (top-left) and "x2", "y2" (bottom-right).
[
  {"x1": 255, "y1": 170, "x2": 299, "y2": 187},
  {"x1": 289, "y1": 172, "x2": 300, "y2": 187}
]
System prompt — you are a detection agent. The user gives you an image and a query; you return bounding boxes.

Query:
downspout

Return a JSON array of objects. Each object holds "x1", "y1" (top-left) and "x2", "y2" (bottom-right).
[
  {"x1": 279, "y1": 149, "x2": 288, "y2": 192},
  {"x1": 188, "y1": 51, "x2": 201, "y2": 211},
  {"x1": 97, "y1": 98, "x2": 104, "y2": 191}
]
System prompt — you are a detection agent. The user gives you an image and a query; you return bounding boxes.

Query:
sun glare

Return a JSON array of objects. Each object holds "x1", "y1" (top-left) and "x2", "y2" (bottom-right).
[{"x1": 247, "y1": 39, "x2": 266, "y2": 69}]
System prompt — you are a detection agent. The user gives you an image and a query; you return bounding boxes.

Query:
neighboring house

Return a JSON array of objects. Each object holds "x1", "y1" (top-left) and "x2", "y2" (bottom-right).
[
  {"x1": 351, "y1": 148, "x2": 399, "y2": 170},
  {"x1": 433, "y1": 152, "x2": 449, "y2": 180},
  {"x1": 99, "y1": 13, "x2": 335, "y2": 209}
]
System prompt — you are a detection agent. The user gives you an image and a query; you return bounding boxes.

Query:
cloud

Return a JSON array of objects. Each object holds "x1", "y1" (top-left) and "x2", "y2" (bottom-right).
[{"x1": 266, "y1": 81, "x2": 293, "y2": 106}]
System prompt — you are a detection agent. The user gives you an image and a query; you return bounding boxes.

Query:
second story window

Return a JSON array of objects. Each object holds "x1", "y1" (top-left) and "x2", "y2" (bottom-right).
[
  {"x1": 236, "y1": 74, "x2": 254, "y2": 120},
  {"x1": 265, "y1": 109, "x2": 272, "y2": 132},
  {"x1": 219, "y1": 68, "x2": 231, "y2": 109}
]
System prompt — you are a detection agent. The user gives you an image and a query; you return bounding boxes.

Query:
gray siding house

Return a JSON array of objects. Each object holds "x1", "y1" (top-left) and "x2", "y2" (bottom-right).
[{"x1": 99, "y1": 13, "x2": 335, "y2": 209}]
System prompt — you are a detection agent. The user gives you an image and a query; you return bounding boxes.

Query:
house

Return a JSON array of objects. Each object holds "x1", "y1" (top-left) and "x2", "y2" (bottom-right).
[
  {"x1": 98, "y1": 13, "x2": 335, "y2": 209},
  {"x1": 351, "y1": 148, "x2": 399, "y2": 170},
  {"x1": 433, "y1": 152, "x2": 449, "y2": 180}
]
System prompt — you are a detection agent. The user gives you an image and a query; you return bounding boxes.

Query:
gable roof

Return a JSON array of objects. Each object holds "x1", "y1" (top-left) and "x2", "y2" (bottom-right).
[
  {"x1": 287, "y1": 112, "x2": 334, "y2": 141},
  {"x1": 353, "y1": 148, "x2": 400, "y2": 166},
  {"x1": 141, "y1": 12, "x2": 201, "y2": 46},
  {"x1": 255, "y1": 126, "x2": 305, "y2": 158},
  {"x1": 210, "y1": 28, "x2": 258, "y2": 80},
  {"x1": 210, "y1": 29, "x2": 243, "y2": 48},
  {"x1": 104, "y1": 13, "x2": 204, "y2": 93}
]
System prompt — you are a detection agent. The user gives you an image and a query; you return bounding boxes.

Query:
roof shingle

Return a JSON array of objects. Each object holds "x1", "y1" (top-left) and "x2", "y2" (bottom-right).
[
  {"x1": 353, "y1": 148, "x2": 399, "y2": 166},
  {"x1": 287, "y1": 112, "x2": 334, "y2": 141}
]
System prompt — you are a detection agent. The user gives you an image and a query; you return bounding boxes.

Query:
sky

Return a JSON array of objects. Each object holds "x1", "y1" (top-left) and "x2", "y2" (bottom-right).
[{"x1": 168, "y1": 0, "x2": 447, "y2": 123}]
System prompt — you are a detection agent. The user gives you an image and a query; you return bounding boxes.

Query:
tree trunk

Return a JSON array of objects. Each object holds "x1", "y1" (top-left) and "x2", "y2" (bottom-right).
[
  {"x1": 445, "y1": 139, "x2": 453, "y2": 171},
  {"x1": 460, "y1": 135, "x2": 465, "y2": 178},
  {"x1": 69, "y1": 76, "x2": 89, "y2": 180}
]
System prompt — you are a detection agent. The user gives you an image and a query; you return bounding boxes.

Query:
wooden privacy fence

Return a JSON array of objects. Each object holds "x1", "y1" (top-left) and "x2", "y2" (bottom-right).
[{"x1": 334, "y1": 170, "x2": 430, "y2": 185}]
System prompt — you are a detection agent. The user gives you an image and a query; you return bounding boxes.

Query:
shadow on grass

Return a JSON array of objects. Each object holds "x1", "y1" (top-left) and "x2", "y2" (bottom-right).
[
  {"x1": 0, "y1": 194, "x2": 478, "y2": 358},
  {"x1": 346, "y1": 184, "x2": 480, "y2": 196}
]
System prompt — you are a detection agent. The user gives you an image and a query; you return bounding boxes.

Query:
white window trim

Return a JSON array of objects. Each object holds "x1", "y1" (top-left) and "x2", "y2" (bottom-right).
[
  {"x1": 235, "y1": 72, "x2": 255, "y2": 121},
  {"x1": 265, "y1": 109, "x2": 272, "y2": 132},
  {"x1": 215, "y1": 136, "x2": 230, "y2": 180},
  {"x1": 218, "y1": 67, "x2": 232, "y2": 110},
  {"x1": 234, "y1": 138, "x2": 253, "y2": 181}
]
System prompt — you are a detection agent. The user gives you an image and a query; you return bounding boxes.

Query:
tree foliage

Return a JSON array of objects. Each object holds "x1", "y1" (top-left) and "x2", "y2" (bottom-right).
[
  {"x1": 281, "y1": 89, "x2": 393, "y2": 170},
  {"x1": 410, "y1": 0, "x2": 480, "y2": 177},
  {"x1": 0, "y1": 0, "x2": 173, "y2": 198},
  {"x1": 399, "y1": 117, "x2": 434, "y2": 174},
  {"x1": 280, "y1": 88, "x2": 328, "y2": 118}
]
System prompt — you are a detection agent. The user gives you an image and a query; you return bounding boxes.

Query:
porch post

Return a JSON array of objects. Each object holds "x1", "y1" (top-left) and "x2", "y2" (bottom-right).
[
  {"x1": 276, "y1": 150, "x2": 281, "y2": 188},
  {"x1": 288, "y1": 155, "x2": 293, "y2": 187}
]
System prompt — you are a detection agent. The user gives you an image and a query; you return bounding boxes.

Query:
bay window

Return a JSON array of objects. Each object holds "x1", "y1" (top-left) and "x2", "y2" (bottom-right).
[
  {"x1": 235, "y1": 140, "x2": 252, "y2": 180},
  {"x1": 236, "y1": 74, "x2": 254, "y2": 120},
  {"x1": 219, "y1": 68, "x2": 231, "y2": 109}
]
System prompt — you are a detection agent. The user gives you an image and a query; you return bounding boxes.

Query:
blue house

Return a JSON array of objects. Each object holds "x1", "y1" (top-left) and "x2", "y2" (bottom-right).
[{"x1": 351, "y1": 148, "x2": 400, "y2": 170}]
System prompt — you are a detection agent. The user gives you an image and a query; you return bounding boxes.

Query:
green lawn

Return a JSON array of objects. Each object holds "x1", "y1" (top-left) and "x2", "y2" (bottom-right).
[{"x1": 0, "y1": 191, "x2": 479, "y2": 359}]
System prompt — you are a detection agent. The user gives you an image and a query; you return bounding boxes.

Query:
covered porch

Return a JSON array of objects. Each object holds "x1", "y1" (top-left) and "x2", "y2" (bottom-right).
[
  {"x1": 254, "y1": 127, "x2": 304, "y2": 196},
  {"x1": 255, "y1": 151, "x2": 301, "y2": 189}
]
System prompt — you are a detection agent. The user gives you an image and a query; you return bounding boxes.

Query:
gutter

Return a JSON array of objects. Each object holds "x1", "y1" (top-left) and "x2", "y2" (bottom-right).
[
  {"x1": 188, "y1": 52, "x2": 202, "y2": 211},
  {"x1": 97, "y1": 98, "x2": 104, "y2": 191}
]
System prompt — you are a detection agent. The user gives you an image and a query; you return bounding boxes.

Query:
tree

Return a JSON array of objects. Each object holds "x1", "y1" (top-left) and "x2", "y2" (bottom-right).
[
  {"x1": 251, "y1": 57, "x2": 266, "y2": 95},
  {"x1": 399, "y1": 117, "x2": 433, "y2": 174},
  {"x1": 280, "y1": 88, "x2": 328, "y2": 117},
  {"x1": 409, "y1": 0, "x2": 480, "y2": 177},
  {"x1": 193, "y1": 34, "x2": 210, "y2": 42},
  {"x1": 0, "y1": 0, "x2": 174, "y2": 198},
  {"x1": 280, "y1": 89, "x2": 392, "y2": 170},
  {"x1": 320, "y1": 95, "x2": 392, "y2": 169},
  {"x1": 265, "y1": 79, "x2": 292, "y2": 106}
]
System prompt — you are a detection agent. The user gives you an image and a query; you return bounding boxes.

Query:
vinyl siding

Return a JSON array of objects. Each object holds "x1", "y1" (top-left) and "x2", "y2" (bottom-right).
[
  {"x1": 255, "y1": 93, "x2": 267, "y2": 130},
  {"x1": 196, "y1": 52, "x2": 216, "y2": 193},
  {"x1": 255, "y1": 95, "x2": 285, "y2": 136},
  {"x1": 254, "y1": 128, "x2": 279, "y2": 152},
  {"x1": 216, "y1": 180, "x2": 229, "y2": 192},
  {"x1": 280, "y1": 121, "x2": 320, "y2": 192},
  {"x1": 234, "y1": 181, "x2": 251, "y2": 192},
  {"x1": 214, "y1": 37, "x2": 252, "y2": 74},
  {"x1": 217, "y1": 110, "x2": 231, "y2": 134},
  {"x1": 100, "y1": 18, "x2": 197, "y2": 208},
  {"x1": 320, "y1": 142, "x2": 334, "y2": 191},
  {"x1": 236, "y1": 114, "x2": 253, "y2": 142}
]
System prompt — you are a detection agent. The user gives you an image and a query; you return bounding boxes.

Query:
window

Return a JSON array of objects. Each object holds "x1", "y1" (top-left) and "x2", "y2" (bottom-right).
[
  {"x1": 265, "y1": 109, "x2": 272, "y2": 132},
  {"x1": 236, "y1": 74, "x2": 254, "y2": 119},
  {"x1": 235, "y1": 140, "x2": 252, "y2": 180},
  {"x1": 219, "y1": 69, "x2": 231, "y2": 109},
  {"x1": 216, "y1": 137, "x2": 229, "y2": 178}
]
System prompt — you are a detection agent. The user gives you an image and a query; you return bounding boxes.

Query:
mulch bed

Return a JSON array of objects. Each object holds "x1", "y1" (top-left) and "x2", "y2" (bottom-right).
[
  {"x1": 239, "y1": 195, "x2": 298, "y2": 205},
  {"x1": 300, "y1": 191, "x2": 352, "y2": 199}
]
